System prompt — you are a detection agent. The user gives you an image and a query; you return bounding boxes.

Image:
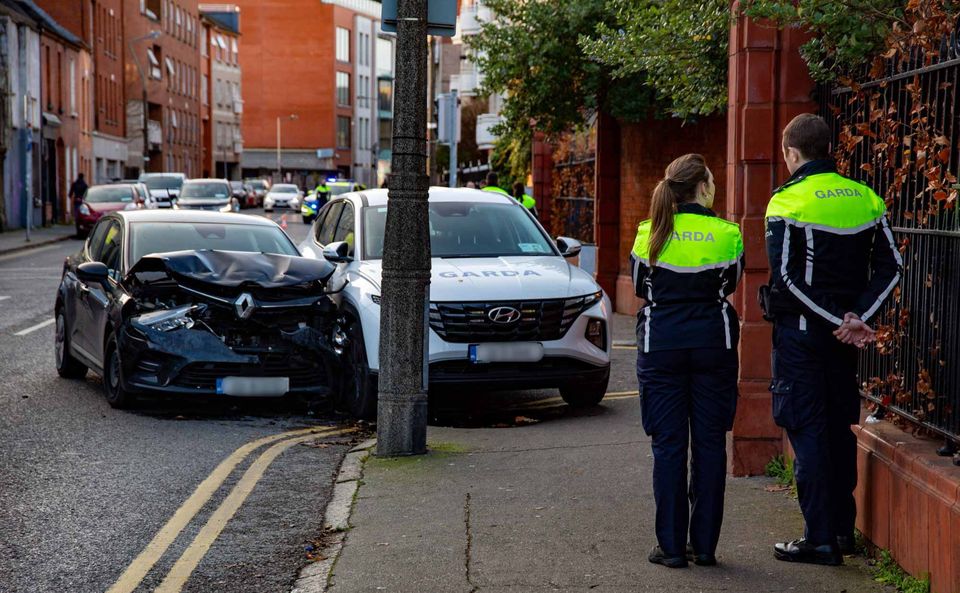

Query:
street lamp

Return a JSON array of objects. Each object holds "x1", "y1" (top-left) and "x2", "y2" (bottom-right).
[
  {"x1": 276, "y1": 113, "x2": 298, "y2": 181},
  {"x1": 128, "y1": 30, "x2": 162, "y2": 175}
]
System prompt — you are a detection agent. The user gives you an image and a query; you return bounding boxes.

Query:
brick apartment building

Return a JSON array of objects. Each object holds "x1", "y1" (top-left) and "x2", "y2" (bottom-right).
[
  {"x1": 36, "y1": 10, "x2": 87, "y2": 225},
  {"x1": 199, "y1": 4, "x2": 242, "y2": 179},
  {"x1": 38, "y1": 0, "x2": 128, "y2": 186},
  {"x1": 124, "y1": 0, "x2": 202, "y2": 177},
  {"x1": 234, "y1": 0, "x2": 394, "y2": 188}
]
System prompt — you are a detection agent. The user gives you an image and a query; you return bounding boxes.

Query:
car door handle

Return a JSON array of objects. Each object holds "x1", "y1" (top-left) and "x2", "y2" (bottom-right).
[{"x1": 78, "y1": 283, "x2": 90, "y2": 295}]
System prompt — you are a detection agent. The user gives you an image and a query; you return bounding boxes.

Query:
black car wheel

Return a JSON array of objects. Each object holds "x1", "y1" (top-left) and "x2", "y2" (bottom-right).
[
  {"x1": 559, "y1": 366, "x2": 610, "y2": 408},
  {"x1": 103, "y1": 335, "x2": 137, "y2": 409},
  {"x1": 337, "y1": 319, "x2": 377, "y2": 420},
  {"x1": 54, "y1": 309, "x2": 87, "y2": 379}
]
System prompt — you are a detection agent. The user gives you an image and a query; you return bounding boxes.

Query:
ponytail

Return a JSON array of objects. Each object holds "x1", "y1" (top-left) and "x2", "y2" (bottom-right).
[
  {"x1": 647, "y1": 153, "x2": 710, "y2": 266},
  {"x1": 648, "y1": 180, "x2": 678, "y2": 266}
]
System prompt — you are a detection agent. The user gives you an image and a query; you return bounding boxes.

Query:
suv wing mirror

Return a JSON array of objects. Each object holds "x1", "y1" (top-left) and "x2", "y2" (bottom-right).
[
  {"x1": 556, "y1": 236, "x2": 582, "y2": 259},
  {"x1": 322, "y1": 241, "x2": 353, "y2": 264}
]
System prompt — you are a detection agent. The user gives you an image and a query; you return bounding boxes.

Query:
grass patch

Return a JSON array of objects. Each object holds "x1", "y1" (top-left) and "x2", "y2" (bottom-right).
[
  {"x1": 873, "y1": 549, "x2": 930, "y2": 593},
  {"x1": 764, "y1": 454, "x2": 796, "y2": 490},
  {"x1": 427, "y1": 441, "x2": 469, "y2": 454}
]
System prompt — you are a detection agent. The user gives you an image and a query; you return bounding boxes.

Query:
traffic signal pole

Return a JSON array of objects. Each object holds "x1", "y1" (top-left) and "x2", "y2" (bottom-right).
[{"x1": 376, "y1": 0, "x2": 430, "y2": 456}]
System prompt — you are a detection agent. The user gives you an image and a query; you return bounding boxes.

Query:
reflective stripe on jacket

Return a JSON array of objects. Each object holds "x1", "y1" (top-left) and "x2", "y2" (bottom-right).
[
  {"x1": 630, "y1": 203, "x2": 745, "y2": 353},
  {"x1": 764, "y1": 159, "x2": 902, "y2": 330}
]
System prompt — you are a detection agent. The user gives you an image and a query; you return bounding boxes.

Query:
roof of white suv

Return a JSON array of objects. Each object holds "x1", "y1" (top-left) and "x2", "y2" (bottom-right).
[{"x1": 358, "y1": 187, "x2": 518, "y2": 207}]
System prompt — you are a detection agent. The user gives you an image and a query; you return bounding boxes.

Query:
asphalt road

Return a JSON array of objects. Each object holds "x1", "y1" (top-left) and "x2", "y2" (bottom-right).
[{"x1": 0, "y1": 207, "x2": 631, "y2": 593}]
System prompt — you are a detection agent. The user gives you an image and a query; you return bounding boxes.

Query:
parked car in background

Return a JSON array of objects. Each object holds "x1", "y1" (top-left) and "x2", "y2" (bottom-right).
[
  {"x1": 244, "y1": 178, "x2": 270, "y2": 207},
  {"x1": 139, "y1": 173, "x2": 186, "y2": 207},
  {"x1": 116, "y1": 180, "x2": 165, "y2": 209},
  {"x1": 55, "y1": 210, "x2": 339, "y2": 408},
  {"x1": 176, "y1": 179, "x2": 239, "y2": 212},
  {"x1": 231, "y1": 181, "x2": 255, "y2": 208},
  {"x1": 297, "y1": 187, "x2": 612, "y2": 419},
  {"x1": 263, "y1": 184, "x2": 302, "y2": 212},
  {"x1": 75, "y1": 184, "x2": 142, "y2": 238}
]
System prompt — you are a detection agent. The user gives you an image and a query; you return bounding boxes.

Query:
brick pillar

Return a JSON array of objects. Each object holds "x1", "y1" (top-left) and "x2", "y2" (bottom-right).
[
  {"x1": 726, "y1": 4, "x2": 816, "y2": 475},
  {"x1": 532, "y1": 132, "x2": 554, "y2": 234},
  {"x1": 595, "y1": 111, "x2": 622, "y2": 305}
]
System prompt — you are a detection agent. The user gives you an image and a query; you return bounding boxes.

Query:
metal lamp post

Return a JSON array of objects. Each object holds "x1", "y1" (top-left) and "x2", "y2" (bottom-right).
[
  {"x1": 276, "y1": 113, "x2": 298, "y2": 182},
  {"x1": 128, "y1": 30, "x2": 162, "y2": 175}
]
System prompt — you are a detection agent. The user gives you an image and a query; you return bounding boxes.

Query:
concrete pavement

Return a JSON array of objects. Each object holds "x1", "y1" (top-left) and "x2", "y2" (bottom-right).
[
  {"x1": 0, "y1": 224, "x2": 78, "y2": 256},
  {"x1": 325, "y1": 319, "x2": 886, "y2": 593}
]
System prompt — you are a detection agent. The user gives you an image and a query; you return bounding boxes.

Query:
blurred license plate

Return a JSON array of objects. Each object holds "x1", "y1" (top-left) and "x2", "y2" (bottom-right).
[
  {"x1": 468, "y1": 343, "x2": 543, "y2": 364},
  {"x1": 216, "y1": 376, "x2": 290, "y2": 397}
]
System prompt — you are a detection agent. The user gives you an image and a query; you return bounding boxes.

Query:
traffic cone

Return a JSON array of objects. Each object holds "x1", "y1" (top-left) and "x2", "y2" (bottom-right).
[{"x1": 280, "y1": 214, "x2": 288, "y2": 230}]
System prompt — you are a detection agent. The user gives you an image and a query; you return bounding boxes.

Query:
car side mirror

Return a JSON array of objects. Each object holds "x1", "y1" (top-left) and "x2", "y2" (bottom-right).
[
  {"x1": 556, "y1": 236, "x2": 582, "y2": 259},
  {"x1": 322, "y1": 241, "x2": 353, "y2": 264},
  {"x1": 77, "y1": 261, "x2": 110, "y2": 284}
]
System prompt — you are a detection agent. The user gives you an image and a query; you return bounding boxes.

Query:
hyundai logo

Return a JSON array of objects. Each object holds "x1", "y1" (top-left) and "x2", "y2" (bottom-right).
[
  {"x1": 235, "y1": 292, "x2": 256, "y2": 320},
  {"x1": 488, "y1": 306, "x2": 521, "y2": 324}
]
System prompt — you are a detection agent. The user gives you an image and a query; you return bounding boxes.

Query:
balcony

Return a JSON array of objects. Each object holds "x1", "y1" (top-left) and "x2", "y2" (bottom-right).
[
  {"x1": 459, "y1": 61, "x2": 478, "y2": 97},
  {"x1": 459, "y1": 3, "x2": 479, "y2": 36},
  {"x1": 476, "y1": 113, "x2": 502, "y2": 150},
  {"x1": 147, "y1": 120, "x2": 162, "y2": 147}
]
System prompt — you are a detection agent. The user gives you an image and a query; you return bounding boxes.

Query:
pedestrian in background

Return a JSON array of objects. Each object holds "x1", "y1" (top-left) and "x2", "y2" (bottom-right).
[
  {"x1": 69, "y1": 173, "x2": 88, "y2": 233},
  {"x1": 631, "y1": 154, "x2": 744, "y2": 569},
  {"x1": 763, "y1": 114, "x2": 901, "y2": 566}
]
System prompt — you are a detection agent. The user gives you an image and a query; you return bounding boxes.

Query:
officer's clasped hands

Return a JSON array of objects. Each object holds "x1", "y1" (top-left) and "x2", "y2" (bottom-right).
[{"x1": 832, "y1": 312, "x2": 876, "y2": 349}]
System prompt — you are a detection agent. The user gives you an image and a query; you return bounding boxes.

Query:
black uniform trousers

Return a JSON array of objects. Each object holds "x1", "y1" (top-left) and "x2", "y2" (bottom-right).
[
  {"x1": 770, "y1": 324, "x2": 860, "y2": 546},
  {"x1": 637, "y1": 348, "x2": 738, "y2": 557}
]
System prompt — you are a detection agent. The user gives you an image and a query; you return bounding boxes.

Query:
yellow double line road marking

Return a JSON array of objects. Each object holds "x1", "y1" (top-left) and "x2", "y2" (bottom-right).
[
  {"x1": 513, "y1": 390, "x2": 640, "y2": 411},
  {"x1": 107, "y1": 425, "x2": 352, "y2": 593}
]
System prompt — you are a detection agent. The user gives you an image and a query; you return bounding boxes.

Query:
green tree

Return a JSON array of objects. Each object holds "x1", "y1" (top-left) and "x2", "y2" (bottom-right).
[
  {"x1": 740, "y1": 0, "x2": 904, "y2": 82},
  {"x1": 580, "y1": 0, "x2": 730, "y2": 118}
]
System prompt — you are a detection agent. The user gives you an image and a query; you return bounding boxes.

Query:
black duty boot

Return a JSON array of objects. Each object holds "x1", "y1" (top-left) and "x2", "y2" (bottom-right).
[
  {"x1": 685, "y1": 544, "x2": 718, "y2": 566},
  {"x1": 648, "y1": 545, "x2": 688, "y2": 568},
  {"x1": 836, "y1": 535, "x2": 856, "y2": 555},
  {"x1": 773, "y1": 538, "x2": 842, "y2": 566}
]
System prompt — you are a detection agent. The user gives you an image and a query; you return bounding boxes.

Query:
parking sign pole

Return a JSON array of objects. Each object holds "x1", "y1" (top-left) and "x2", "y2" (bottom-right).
[{"x1": 376, "y1": 0, "x2": 430, "y2": 456}]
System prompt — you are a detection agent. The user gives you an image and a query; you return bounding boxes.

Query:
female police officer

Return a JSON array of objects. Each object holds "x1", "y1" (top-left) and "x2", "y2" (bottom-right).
[{"x1": 630, "y1": 154, "x2": 744, "y2": 568}]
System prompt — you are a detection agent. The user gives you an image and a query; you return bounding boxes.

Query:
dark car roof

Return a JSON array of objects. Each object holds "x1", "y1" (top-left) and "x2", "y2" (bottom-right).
[{"x1": 114, "y1": 210, "x2": 279, "y2": 226}]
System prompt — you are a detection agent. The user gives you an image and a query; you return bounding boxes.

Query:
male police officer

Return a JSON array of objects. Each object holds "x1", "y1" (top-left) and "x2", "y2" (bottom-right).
[
  {"x1": 764, "y1": 114, "x2": 902, "y2": 565},
  {"x1": 483, "y1": 172, "x2": 537, "y2": 213}
]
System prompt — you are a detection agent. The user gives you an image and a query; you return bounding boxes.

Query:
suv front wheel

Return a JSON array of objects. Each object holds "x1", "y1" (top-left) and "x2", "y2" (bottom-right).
[{"x1": 559, "y1": 365, "x2": 610, "y2": 408}]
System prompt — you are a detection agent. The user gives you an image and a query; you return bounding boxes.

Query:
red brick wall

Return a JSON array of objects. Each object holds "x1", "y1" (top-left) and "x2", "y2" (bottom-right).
[
  {"x1": 234, "y1": 0, "x2": 338, "y2": 155},
  {"x1": 614, "y1": 115, "x2": 728, "y2": 315},
  {"x1": 725, "y1": 9, "x2": 818, "y2": 477}
]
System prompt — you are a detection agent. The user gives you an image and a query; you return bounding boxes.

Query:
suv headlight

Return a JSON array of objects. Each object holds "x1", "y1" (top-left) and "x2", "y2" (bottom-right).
[{"x1": 78, "y1": 203, "x2": 90, "y2": 216}]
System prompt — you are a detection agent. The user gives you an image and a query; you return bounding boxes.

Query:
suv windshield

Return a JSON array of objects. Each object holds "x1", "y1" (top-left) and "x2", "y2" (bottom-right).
[
  {"x1": 330, "y1": 184, "x2": 354, "y2": 196},
  {"x1": 363, "y1": 202, "x2": 555, "y2": 259},
  {"x1": 141, "y1": 176, "x2": 183, "y2": 191},
  {"x1": 129, "y1": 222, "x2": 298, "y2": 266},
  {"x1": 180, "y1": 182, "x2": 230, "y2": 200},
  {"x1": 247, "y1": 180, "x2": 268, "y2": 190},
  {"x1": 272, "y1": 185, "x2": 299, "y2": 193},
  {"x1": 85, "y1": 186, "x2": 135, "y2": 203}
]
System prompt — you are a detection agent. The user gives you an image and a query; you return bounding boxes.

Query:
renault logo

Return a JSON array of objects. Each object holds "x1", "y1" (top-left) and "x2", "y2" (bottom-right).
[
  {"x1": 488, "y1": 306, "x2": 521, "y2": 324},
  {"x1": 235, "y1": 293, "x2": 256, "y2": 320}
]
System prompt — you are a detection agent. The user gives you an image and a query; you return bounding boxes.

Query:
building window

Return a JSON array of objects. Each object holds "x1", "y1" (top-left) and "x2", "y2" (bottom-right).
[
  {"x1": 231, "y1": 38, "x2": 238, "y2": 65},
  {"x1": 336, "y1": 71, "x2": 350, "y2": 106},
  {"x1": 378, "y1": 78, "x2": 393, "y2": 114},
  {"x1": 144, "y1": 0, "x2": 161, "y2": 20},
  {"x1": 148, "y1": 46, "x2": 162, "y2": 80},
  {"x1": 376, "y1": 37, "x2": 394, "y2": 77},
  {"x1": 69, "y1": 58, "x2": 77, "y2": 115},
  {"x1": 336, "y1": 116, "x2": 351, "y2": 149},
  {"x1": 336, "y1": 27, "x2": 350, "y2": 62},
  {"x1": 200, "y1": 26, "x2": 208, "y2": 56}
]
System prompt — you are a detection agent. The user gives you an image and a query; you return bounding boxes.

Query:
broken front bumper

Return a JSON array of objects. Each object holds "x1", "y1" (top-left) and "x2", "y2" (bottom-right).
[{"x1": 117, "y1": 322, "x2": 334, "y2": 398}]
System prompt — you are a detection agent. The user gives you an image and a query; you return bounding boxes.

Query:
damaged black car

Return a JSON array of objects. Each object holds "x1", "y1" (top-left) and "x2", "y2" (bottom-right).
[{"x1": 54, "y1": 210, "x2": 339, "y2": 408}]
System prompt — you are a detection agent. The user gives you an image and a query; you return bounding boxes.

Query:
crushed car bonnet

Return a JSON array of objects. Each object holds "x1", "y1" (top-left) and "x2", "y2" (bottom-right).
[{"x1": 127, "y1": 250, "x2": 336, "y2": 288}]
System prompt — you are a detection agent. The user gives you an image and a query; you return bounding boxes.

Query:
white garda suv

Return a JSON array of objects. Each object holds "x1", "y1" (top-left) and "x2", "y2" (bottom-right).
[{"x1": 297, "y1": 187, "x2": 612, "y2": 418}]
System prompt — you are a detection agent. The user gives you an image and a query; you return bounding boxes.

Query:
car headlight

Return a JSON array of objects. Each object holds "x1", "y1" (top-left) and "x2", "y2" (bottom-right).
[
  {"x1": 135, "y1": 304, "x2": 204, "y2": 332},
  {"x1": 78, "y1": 203, "x2": 90, "y2": 216},
  {"x1": 585, "y1": 318, "x2": 606, "y2": 350}
]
